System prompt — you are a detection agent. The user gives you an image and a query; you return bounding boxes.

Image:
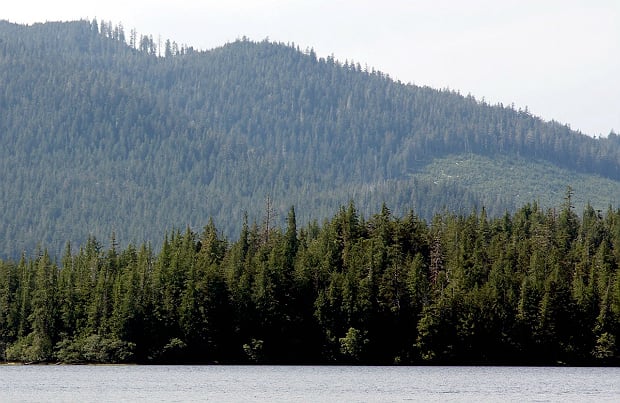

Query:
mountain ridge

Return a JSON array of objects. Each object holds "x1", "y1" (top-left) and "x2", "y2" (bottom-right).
[{"x1": 1, "y1": 19, "x2": 619, "y2": 258}]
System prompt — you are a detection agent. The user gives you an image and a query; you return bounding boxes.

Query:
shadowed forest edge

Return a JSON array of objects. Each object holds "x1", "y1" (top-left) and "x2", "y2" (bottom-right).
[{"x1": 1, "y1": 193, "x2": 620, "y2": 365}]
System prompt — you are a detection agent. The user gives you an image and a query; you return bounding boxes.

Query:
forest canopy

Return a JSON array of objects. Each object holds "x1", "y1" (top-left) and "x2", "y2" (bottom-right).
[
  {"x1": 1, "y1": 198, "x2": 620, "y2": 365},
  {"x1": 1, "y1": 20, "x2": 620, "y2": 258},
  {"x1": 2, "y1": 21, "x2": 620, "y2": 365}
]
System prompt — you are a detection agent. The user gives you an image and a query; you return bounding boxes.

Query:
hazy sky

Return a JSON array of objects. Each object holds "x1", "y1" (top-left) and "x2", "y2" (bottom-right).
[{"x1": 4, "y1": 0, "x2": 619, "y2": 137}]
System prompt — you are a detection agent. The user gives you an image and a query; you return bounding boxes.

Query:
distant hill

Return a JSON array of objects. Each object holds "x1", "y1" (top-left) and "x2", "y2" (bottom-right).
[{"x1": 1, "y1": 19, "x2": 619, "y2": 258}]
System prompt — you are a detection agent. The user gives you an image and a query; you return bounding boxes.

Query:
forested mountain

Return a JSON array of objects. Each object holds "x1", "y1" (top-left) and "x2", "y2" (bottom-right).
[{"x1": 1, "y1": 19, "x2": 620, "y2": 258}]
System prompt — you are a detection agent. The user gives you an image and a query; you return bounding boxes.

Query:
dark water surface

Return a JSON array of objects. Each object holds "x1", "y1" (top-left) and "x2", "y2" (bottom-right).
[{"x1": 1, "y1": 365, "x2": 619, "y2": 402}]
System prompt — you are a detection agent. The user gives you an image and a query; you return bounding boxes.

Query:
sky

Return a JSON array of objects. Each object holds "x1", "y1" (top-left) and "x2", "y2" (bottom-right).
[{"x1": 3, "y1": 0, "x2": 619, "y2": 137}]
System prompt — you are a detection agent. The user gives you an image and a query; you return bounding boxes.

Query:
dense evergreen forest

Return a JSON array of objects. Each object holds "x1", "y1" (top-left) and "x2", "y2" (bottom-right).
[
  {"x1": 1, "y1": 19, "x2": 620, "y2": 258},
  {"x1": 1, "y1": 196, "x2": 619, "y2": 365}
]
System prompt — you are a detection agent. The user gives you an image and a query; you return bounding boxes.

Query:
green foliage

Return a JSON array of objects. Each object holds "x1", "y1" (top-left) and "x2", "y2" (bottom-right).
[
  {"x1": 243, "y1": 339, "x2": 264, "y2": 363},
  {"x1": 339, "y1": 327, "x2": 368, "y2": 362},
  {"x1": 5, "y1": 332, "x2": 52, "y2": 363},
  {"x1": 593, "y1": 332, "x2": 616, "y2": 361},
  {"x1": 2, "y1": 20, "x2": 620, "y2": 258},
  {"x1": 418, "y1": 155, "x2": 620, "y2": 214},
  {"x1": 54, "y1": 334, "x2": 135, "y2": 363},
  {"x1": 1, "y1": 201, "x2": 620, "y2": 364},
  {"x1": 2, "y1": 20, "x2": 620, "y2": 365}
]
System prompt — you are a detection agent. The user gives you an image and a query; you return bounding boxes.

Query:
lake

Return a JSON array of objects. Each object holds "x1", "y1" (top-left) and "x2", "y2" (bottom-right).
[{"x1": 1, "y1": 365, "x2": 619, "y2": 402}]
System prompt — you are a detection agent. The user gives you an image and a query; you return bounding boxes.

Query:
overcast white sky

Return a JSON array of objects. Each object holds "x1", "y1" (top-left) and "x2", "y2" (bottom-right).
[{"x1": 3, "y1": 0, "x2": 619, "y2": 137}]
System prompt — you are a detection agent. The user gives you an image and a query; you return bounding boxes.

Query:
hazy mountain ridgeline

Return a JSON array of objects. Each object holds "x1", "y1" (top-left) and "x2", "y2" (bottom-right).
[{"x1": 1, "y1": 19, "x2": 619, "y2": 258}]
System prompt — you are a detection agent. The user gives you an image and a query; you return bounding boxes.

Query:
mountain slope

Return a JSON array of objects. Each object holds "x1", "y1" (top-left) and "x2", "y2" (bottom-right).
[{"x1": 1, "y1": 19, "x2": 619, "y2": 258}]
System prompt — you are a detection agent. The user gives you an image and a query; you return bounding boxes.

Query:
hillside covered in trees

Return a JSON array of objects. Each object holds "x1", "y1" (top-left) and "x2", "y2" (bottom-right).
[
  {"x1": 1, "y1": 198, "x2": 620, "y2": 365},
  {"x1": 1, "y1": 19, "x2": 620, "y2": 258}
]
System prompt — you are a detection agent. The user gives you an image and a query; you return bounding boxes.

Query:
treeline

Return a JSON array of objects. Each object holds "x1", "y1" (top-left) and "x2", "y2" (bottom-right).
[{"x1": 1, "y1": 196, "x2": 620, "y2": 365}]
